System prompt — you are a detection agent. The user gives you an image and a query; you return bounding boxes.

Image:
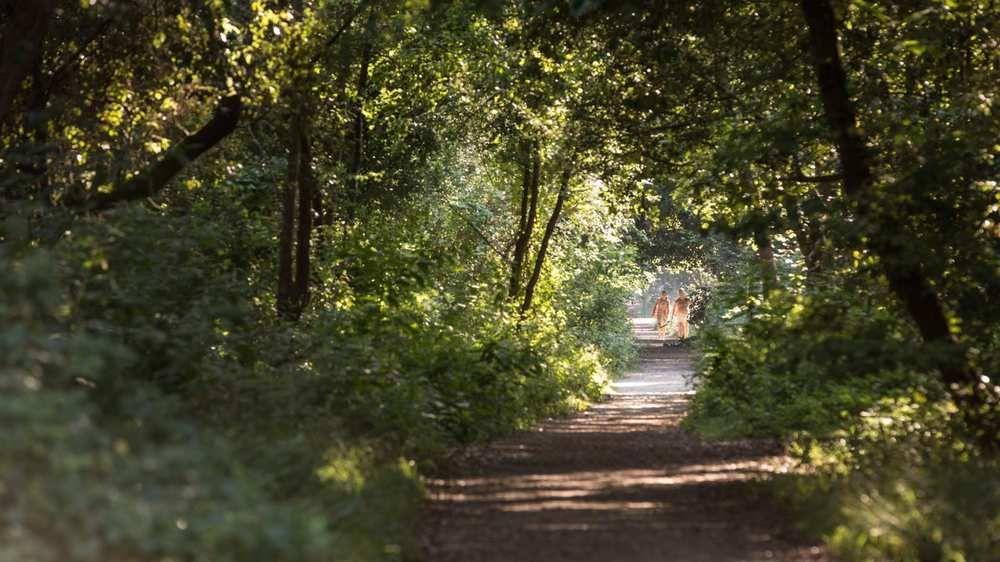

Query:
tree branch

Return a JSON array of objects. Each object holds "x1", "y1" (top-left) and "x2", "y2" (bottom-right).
[{"x1": 90, "y1": 94, "x2": 242, "y2": 210}]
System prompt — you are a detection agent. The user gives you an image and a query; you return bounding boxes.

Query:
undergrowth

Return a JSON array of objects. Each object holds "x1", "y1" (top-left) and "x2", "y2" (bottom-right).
[
  {"x1": 686, "y1": 278, "x2": 1000, "y2": 562},
  {"x1": 0, "y1": 199, "x2": 638, "y2": 562}
]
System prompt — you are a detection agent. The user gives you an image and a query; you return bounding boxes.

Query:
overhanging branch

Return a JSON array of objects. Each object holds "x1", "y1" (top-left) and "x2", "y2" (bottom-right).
[{"x1": 90, "y1": 94, "x2": 242, "y2": 210}]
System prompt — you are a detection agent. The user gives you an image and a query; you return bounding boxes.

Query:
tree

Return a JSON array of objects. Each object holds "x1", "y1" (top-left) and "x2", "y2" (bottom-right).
[{"x1": 800, "y1": 0, "x2": 998, "y2": 441}]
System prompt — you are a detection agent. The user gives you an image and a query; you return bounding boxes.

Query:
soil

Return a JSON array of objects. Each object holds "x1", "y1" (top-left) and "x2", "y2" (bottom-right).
[{"x1": 418, "y1": 319, "x2": 832, "y2": 562}]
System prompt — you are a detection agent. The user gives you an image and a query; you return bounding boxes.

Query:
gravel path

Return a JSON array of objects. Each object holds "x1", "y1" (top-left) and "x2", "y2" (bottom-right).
[{"x1": 419, "y1": 319, "x2": 831, "y2": 562}]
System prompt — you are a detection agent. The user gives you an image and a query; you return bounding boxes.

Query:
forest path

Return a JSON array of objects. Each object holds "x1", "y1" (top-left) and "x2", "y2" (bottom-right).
[{"x1": 418, "y1": 318, "x2": 830, "y2": 562}]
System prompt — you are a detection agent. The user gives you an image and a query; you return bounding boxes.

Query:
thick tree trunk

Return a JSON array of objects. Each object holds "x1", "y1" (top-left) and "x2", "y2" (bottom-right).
[
  {"x1": 800, "y1": 0, "x2": 997, "y2": 440},
  {"x1": 521, "y1": 162, "x2": 572, "y2": 314},
  {"x1": 508, "y1": 141, "x2": 541, "y2": 299},
  {"x1": 800, "y1": 1, "x2": 874, "y2": 197},
  {"x1": 91, "y1": 95, "x2": 242, "y2": 209},
  {"x1": 0, "y1": 0, "x2": 55, "y2": 136}
]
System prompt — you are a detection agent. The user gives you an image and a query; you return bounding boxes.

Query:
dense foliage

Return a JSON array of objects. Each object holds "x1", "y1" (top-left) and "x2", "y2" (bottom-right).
[
  {"x1": 2, "y1": 1, "x2": 997, "y2": 561},
  {"x1": 1, "y1": 2, "x2": 643, "y2": 560},
  {"x1": 666, "y1": 4, "x2": 1000, "y2": 560}
]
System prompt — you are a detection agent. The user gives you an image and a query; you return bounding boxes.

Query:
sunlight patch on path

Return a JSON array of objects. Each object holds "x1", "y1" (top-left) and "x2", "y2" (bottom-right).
[
  {"x1": 610, "y1": 318, "x2": 693, "y2": 395},
  {"x1": 420, "y1": 318, "x2": 829, "y2": 562}
]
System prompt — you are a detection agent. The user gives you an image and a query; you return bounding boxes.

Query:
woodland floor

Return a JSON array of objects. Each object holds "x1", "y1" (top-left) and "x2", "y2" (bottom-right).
[{"x1": 418, "y1": 318, "x2": 833, "y2": 562}]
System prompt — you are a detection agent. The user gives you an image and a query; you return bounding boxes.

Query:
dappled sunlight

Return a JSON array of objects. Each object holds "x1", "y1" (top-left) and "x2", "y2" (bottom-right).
[
  {"x1": 431, "y1": 460, "x2": 788, "y2": 507},
  {"x1": 500, "y1": 500, "x2": 663, "y2": 513},
  {"x1": 423, "y1": 333, "x2": 827, "y2": 561},
  {"x1": 7, "y1": 1, "x2": 990, "y2": 560}
]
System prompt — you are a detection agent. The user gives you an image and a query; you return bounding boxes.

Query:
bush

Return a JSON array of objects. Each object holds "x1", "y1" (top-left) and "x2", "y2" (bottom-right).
[
  {"x1": 775, "y1": 395, "x2": 1000, "y2": 562},
  {"x1": 1, "y1": 249, "x2": 420, "y2": 562},
  {"x1": 2, "y1": 185, "x2": 635, "y2": 561},
  {"x1": 687, "y1": 271, "x2": 1000, "y2": 562},
  {"x1": 686, "y1": 281, "x2": 937, "y2": 438}
]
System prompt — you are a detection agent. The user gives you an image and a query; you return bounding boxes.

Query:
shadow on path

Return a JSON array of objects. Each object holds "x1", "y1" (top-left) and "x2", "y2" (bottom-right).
[{"x1": 419, "y1": 319, "x2": 830, "y2": 562}]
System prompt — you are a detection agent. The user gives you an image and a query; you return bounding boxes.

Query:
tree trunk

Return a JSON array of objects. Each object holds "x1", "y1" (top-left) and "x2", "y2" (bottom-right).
[
  {"x1": 508, "y1": 140, "x2": 541, "y2": 299},
  {"x1": 0, "y1": 0, "x2": 55, "y2": 136},
  {"x1": 522, "y1": 162, "x2": 572, "y2": 314},
  {"x1": 90, "y1": 95, "x2": 242, "y2": 209},
  {"x1": 297, "y1": 0, "x2": 360, "y2": 231},
  {"x1": 508, "y1": 145, "x2": 532, "y2": 298},
  {"x1": 348, "y1": 6, "x2": 376, "y2": 201},
  {"x1": 277, "y1": 0, "x2": 320, "y2": 319},
  {"x1": 293, "y1": 122, "x2": 314, "y2": 310},
  {"x1": 277, "y1": 111, "x2": 302, "y2": 319},
  {"x1": 800, "y1": 0, "x2": 997, "y2": 441}
]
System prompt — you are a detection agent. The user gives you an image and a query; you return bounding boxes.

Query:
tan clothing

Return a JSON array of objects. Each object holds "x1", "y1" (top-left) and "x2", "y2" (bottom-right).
[
  {"x1": 652, "y1": 296, "x2": 671, "y2": 325},
  {"x1": 673, "y1": 296, "x2": 690, "y2": 338},
  {"x1": 652, "y1": 295, "x2": 671, "y2": 337},
  {"x1": 672, "y1": 296, "x2": 689, "y2": 319}
]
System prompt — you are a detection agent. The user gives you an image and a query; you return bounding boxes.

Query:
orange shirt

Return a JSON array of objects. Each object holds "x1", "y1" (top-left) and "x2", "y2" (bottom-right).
[
  {"x1": 672, "y1": 297, "x2": 689, "y2": 319},
  {"x1": 652, "y1": 296, "x2": 671, "y2": 320}
]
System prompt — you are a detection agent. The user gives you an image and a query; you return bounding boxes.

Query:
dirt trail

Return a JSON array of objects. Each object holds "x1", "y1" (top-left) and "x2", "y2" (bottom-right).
[{"x1": 419, "y1": 319, "x2": 830, "y2": 562}]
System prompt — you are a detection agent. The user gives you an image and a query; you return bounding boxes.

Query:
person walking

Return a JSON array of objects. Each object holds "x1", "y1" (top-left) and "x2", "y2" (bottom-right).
[
  {"x1": 673, "y1": 288, "x2": 690, "y2": 340},
  {"x1": 651, "y1": 290, "x2": 671, "y2": 339}
]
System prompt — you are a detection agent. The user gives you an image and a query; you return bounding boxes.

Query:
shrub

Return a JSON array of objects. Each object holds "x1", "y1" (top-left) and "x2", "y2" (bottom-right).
[
  {"x1": 2, "y1": 189, "x2": 634, "y2": 561},
  {"x1": 687, "y1": 282, "x2": 936, "y2": 438},
  {"x1": 776, "y1": 396, "x2": 1000, "y2": 562}
]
